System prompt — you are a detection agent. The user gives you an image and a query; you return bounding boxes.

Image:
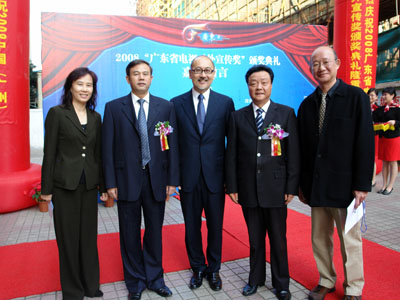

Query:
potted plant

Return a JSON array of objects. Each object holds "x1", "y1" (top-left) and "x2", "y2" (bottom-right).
[
  {"x1": 30, "y1": 182, "x2": 48, "y2": 212},
  {"x1": 104, "y1": 197, "x2": 114, "y2": 207}
]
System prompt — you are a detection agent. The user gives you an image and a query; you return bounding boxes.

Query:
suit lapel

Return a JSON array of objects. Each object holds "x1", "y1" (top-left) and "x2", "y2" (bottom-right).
[
  {"x1": 263, "y1": 100, "x2": 277, "y2": 131},
  {"x1": 202, "y1": 90, "x2": 218, "y2": 133},
  {"x1": 181, "y1": 91, "x2": 200, "y2": 134},
  {"x1": 65, "y1": 106, "x2": 86, "y2": 136},
  {"x1": 147, "y1": 95, "x2": 161, "y2": 133},
  {"x1": 243, "y1": 104, "x2": 257, "y2": 132},
  {"x1": 121, "y1": 94, "x2": 138, "y2": 131},
  {"x1": 86, "y1": 109, "x2": 95, "y2": 134}
]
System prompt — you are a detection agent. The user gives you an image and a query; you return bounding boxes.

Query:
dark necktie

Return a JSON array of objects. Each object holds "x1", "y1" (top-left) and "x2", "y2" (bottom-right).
[
  {"x1": 319, "y1": 93, "x2": 327, "y2": 134},
  {"x1": 138, "y1": 99, "x2": 150, "y2": 167},
  {"x1": 255, "y1": 108, "x2": 264, "y2": 133},
  {"x1": 197, "y1": 94, "x2": 205, "y2": 134}
]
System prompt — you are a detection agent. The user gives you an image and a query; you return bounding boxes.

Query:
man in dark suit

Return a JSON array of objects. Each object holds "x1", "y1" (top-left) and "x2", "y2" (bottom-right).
[
  {"x1": 226, "y1": 65, "x2": 299, "y2": 300},
  {"x1": 102, "y1": 60, "x2": 179, "y2": 300},
  {"x1": 171, "y1": 56, "x2": 234, "y2": 291},
  {"x1": 297, "y1": 46, "x2": 374, "y2": 300}
]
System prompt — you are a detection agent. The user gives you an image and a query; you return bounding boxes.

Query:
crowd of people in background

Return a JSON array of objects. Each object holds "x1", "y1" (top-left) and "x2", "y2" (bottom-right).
[{"x1": 40, "y1": 46, "x2": 398, "y2": 300}]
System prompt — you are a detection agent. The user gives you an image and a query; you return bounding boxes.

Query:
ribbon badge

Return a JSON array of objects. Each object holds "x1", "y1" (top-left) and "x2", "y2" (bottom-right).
[
  {"x1": 261, "y1": 123, "x2": 289, "y2": 156},
  {"x1": 154, "y1": 121, "x2": 173, "y2": 151}
]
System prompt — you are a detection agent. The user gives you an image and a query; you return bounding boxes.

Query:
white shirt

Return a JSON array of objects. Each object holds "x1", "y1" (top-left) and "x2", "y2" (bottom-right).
[
  {"x1": 131, "y1": 92, "x2": 150, "y2": 120},
  {"x1": 252, "y1": 100, "x2": 271, "y2": 120},
  {"x1": 192, "y1": 88, "x2": 210, "y2": 115}
]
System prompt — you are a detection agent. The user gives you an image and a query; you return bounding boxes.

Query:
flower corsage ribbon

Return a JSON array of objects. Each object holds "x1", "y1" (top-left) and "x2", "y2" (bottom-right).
[
  {"x1": 154, "y1": 121, "x2": 173, "y2": 151},
  {"x1": 261, "y1": 123, "x2": 289, "y2": 156}
]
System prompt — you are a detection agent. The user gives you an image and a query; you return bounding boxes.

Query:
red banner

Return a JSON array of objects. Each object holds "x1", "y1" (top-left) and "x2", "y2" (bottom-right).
[{"x1": 334, "y1": 0, "x2": 379, "y2": 92}]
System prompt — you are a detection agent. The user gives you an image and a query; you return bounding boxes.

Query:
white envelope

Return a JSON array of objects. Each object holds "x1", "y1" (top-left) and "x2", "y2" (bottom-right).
[{"x1": 344, "y1": 198, "x2": 364, "y2": 234}]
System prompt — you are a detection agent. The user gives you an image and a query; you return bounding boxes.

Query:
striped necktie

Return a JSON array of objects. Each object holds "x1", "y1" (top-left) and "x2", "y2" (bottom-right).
[
  {"x1": 138, "y1": 99, "x2": 151, "y2": 167},
  {"x1": 319, "y1": 93, "x2": 327, "y2": 134},
  {"x1": 255, "y1": 108, "x2": 264, "y2": 133}
]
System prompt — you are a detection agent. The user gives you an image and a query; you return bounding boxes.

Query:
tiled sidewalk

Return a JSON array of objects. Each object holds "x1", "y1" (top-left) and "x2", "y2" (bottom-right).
[{"x1": 1, "y1": 155, "x2": 399, "y2": 299}]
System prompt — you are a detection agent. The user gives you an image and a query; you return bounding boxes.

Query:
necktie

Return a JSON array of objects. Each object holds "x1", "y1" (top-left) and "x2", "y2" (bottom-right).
[
  {"x1": 319, "y1": 93, "x2": 327, "y2": 134},
  {"x1": 197, "y1": 94, "x2": 205, "y2": 134},
  {"x1": 255, "y1": 108, "x2": 264, "y2": 133},
  {"x1": 138, "y1": 99, "x2": 151, "y2": 167}
]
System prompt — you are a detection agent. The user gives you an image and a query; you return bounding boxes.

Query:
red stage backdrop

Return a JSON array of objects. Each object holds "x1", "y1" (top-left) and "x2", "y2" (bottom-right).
[
  {"x1": 0, "y1": 0, "x2": 41, "y2": 213},
  {"x1": 334, "y1": 0, "x2": 379, "y2": 92},
  {"x1": 41, "y1": 13, "x2": 328, "y2": 119}
]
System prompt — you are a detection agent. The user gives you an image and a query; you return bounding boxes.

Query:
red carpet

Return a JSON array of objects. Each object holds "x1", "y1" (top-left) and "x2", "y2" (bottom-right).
[
  {"x1": 0, "y1": 223, "x2": 249, "y2": 300},
  {"x1": 0, "y1": 198, "x2": 399, "y2": 299},
  {"x1": 223, "y1": 199, "x2": 400, "y2": 299}
]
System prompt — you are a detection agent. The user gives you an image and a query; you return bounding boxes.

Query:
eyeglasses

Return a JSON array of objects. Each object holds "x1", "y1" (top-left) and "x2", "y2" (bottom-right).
[
  {"x1": 191, "y1": 67, "x2": 214, "y2": 75},
  {"x1": 312, "y1": 60, "x2": 337, "y2": 70}
]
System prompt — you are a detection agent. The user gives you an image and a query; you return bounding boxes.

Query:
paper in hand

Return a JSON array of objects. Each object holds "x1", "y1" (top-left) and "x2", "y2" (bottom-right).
[{"x1": 344, "y1": 198, "x2": 364, "y2": 234}]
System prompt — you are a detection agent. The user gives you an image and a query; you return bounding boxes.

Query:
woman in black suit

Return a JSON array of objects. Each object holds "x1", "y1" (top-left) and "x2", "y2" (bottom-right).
[
  {"x1": 41, "y1": 68, "x2": 108, "y2": 299},
  {"x1": 373, "y1": 87, "x2": 400, "y2": 195}
]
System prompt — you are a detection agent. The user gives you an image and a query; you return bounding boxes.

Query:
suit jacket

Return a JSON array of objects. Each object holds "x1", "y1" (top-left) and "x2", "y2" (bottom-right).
[
  {"x1": 171, "y1": 90, "x2": 234, "y2": 193},
  {"x1": 225, "y1": 101, "x2": 300, "y2": 208},
  {"x1": 297, "y1": 79, "x2": 374, "y2": 208},
  {"x1": 41, "y1": 105, "x2": 104, "y2": 194},
  {"x1": 102, "y1": 94, "x2": 179, "y2": 202}
]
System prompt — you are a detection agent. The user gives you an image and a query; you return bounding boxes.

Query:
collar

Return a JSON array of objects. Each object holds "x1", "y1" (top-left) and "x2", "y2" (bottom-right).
[
  {"x1": 252, "y1": 100, "x2": 271, "y2": 114},
  {"x1": 192, "y1": 88, "x2": 211, "y2": 101},
  {"x1": 131, "y1": 92, "x2": 150, "y2": 103},
  {"x1": 317, "y1": 78, "x2": 341, "y2": 100}
]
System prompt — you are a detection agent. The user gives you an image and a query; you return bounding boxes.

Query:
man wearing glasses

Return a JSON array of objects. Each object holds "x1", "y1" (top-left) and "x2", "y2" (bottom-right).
[
  {"x1": 171, "y1": 55, "x2": 235, "y2": 291},
  {"x1": 297, "y1": 46, "x2": 374, "y2": 300}
]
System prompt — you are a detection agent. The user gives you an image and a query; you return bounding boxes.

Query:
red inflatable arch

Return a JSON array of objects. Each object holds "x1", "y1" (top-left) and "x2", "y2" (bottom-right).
[{"x1": 0, "y1": 0, "x2": 41, "y2": 213}]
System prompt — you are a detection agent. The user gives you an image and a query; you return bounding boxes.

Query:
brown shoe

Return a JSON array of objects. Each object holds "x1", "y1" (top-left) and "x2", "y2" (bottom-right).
[
  {"x1": 308, "y1": 285, "x2": 335, "y2": 300},
  {"x1": 343, "y1": 296, "x2": 362, "y2": 300}
]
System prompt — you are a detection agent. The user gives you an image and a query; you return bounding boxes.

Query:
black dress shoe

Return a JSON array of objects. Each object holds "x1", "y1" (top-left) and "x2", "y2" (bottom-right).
[
  {"x1": 189, "y1": 271, "x2": 205, "y2": 289},
  {"x1": 382, "y1": 188, "x2": 393, "y2": 195},
  {"x1": 128, "y1": 291, "x2": 142, "y2": 300},
  {"x1": 242, "y1": 284, "x2": 262, "y2": 296},
  {"x1": 206, "y1": 272, "x2": 222, "y2": 291},
  {"x1": 271, "y1": 288, "x2": 291, "y2": 300},
  {"x1": 277, "y1": 290, "x2": 291, "y2": 300},
  {"x1": 377, "y1": 188, "x2": 386, "y2": 194},
  {"x1": 152, "y1": 286, "x2": 172, "y2": 297}
]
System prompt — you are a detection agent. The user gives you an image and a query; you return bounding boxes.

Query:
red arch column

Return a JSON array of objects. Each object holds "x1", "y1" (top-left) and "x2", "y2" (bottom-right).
[
  {"x1": 0, "y1": 0, "x2": 41, "y2": 213},
  {"x1": 334, "y1": 0, "x2": 379, "y2": 92}
]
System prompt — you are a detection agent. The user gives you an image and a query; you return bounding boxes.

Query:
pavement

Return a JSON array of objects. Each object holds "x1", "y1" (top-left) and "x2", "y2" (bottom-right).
[{"x1": 0, "y1": 149, "x2": 399, "y2": 300}]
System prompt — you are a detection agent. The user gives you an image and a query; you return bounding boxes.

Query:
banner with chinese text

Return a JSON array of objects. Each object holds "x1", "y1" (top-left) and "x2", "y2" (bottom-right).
[
  {"x1": 41, "y1": 13, "x2": 328, "y2": 118},
  {"x1": 335, "y1": 0, "x2": 379, "y2": 92}
]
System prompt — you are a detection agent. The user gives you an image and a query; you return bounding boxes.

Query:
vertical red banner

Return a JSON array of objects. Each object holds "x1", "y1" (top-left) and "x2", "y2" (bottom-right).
[{"x1": 334, "y1": 0, "x2": 379, "y2": 92}]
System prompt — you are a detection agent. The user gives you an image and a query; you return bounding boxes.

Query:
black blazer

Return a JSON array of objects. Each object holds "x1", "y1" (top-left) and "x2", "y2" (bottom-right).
[
  {"x1": 41, "y1": 105, "x2": 104, "y2": 195},
  {"x1": 171, "y1": 90, "x2": 234, "y2": 193},
  {"x1": 102, "y1": 94, "x2": 179, "y2": 202},
  {"x1": 297, "y1": 79, "x2": 374, "y2": 208},
  {"x1": 225, "y1": 101, "x2": 300, "y2": 208}
]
